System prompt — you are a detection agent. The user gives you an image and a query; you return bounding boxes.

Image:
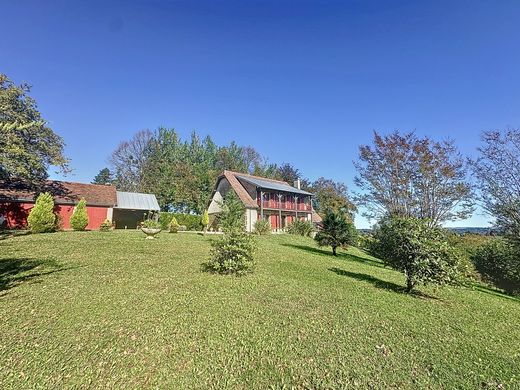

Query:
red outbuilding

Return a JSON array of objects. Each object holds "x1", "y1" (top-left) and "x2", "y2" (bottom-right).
[{"x1": 0, "y1": 180, "x2": 117, "y2": 230}]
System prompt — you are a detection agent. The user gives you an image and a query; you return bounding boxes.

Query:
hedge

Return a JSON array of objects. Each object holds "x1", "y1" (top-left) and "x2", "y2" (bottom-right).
[{"x1": 159, "y1": 212, "x2": 202, "y2": 231}]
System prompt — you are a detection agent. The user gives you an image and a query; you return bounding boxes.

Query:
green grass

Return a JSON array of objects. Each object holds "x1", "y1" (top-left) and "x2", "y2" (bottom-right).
[{"x1": 1, "y1": 231, "x2": 519, "y2": 389}]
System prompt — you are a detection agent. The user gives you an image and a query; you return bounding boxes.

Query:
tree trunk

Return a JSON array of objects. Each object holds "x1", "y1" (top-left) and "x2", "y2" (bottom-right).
[{"x1": 406, "y1": 277, "x2": 415, "y2": 293}]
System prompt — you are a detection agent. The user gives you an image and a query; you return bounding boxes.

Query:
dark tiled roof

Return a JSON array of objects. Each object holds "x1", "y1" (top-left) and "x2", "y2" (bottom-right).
[{"x1": 0, "y1": 180, "x2": 117, "y2": 207}]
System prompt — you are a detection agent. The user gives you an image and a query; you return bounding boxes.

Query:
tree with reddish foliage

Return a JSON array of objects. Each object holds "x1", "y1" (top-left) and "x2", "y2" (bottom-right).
[{"x1": 354, "y1": 131, "x2": 473, "y2": 226}]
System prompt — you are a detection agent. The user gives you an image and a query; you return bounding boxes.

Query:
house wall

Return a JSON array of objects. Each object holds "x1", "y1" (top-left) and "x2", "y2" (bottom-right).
[
  {"x1": 245, "y1": 208, "x2": 257, "y2": 232},
  {"x1": 0, "y1": 202, "x2": 33, "y2": 229},
  {"x1": 208, "y1": 178, "x2": 230, "y2": 215},
  {"x1": 57, "y1": 205, "x2": 109, "y2": 230},
  {"x1": 0, "y1": 201, "x2": 110, "y2": 230}
]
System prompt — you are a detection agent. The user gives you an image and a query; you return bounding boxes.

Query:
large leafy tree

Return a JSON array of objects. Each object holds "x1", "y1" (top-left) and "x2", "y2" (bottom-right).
[
  {"x1": 354, "y1": 131, "x2": 474, "y2": 226},
  {"x1": 471, "y1": 129, "x2": 520, "y2": 240},
  {"x1": 109, "y1": 129, "x2": 153, "y2": 192},
  {"x1": 310, "y1": 177, "x2": 356, "y2": 220},
  {"x1": 0, "y1": 74, "x2": 68, "y2": 181}
]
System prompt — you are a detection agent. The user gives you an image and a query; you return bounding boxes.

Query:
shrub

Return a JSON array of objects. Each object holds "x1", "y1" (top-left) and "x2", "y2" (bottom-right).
[
  {"x1": 447, "y1": 233, "x2": 486, "y2": 281},
  {"x1": 472, "y1": 239, "x2": 520, "y2": 296},
  {"x1": 202, "y1": 210, "x2": 209, "y2": 232},
  {"x1": 142, "y1": 219, "x2": 161, "y2": 229},
  {"x1": 70, "y1": 198, "x2": 89, "y2": 231},
  {"x1": 169, "y1": 216, "x2": 180, "y2": 233},
  {"x1": 204, "y1": 231, "x2": 256, "y2": 275},
  {"x1": 159, "y1": 212, "x2": 201, "y2": 231},
  {"x1": 178, "y1": 225, "x2": 187, "y2": 231},
  {"x1": 287, "y1": 219, "x2": 314, "y2": 237},
  {"x1": 203, "y1": 191, "x2": 255, "y2": 275},
  {"x1": 27, "y1": 192, "x2": 56, "y2": 233},
  {"x1": 372, "y1": 216, "x2": 461, "y2": 292},
  {"x1": 253, "y1": 219, "x2": 271, "y2": 235},
  {"x1": 315, "y1": 209, "x2": 358, "y2": 256},
  {"x1": 99, "y1": 219, "x2": 112, "y2": 231}
]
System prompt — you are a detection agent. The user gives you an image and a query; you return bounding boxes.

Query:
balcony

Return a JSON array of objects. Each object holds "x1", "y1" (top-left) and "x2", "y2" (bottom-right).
[{"x1": 257, "y1": 200, "x2": 312, "y2": 211}]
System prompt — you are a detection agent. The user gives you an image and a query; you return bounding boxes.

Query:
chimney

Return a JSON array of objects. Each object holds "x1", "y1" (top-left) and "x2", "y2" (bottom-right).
[{"x1": 294, "y1": 179, "x2": 301, "y2": 190}]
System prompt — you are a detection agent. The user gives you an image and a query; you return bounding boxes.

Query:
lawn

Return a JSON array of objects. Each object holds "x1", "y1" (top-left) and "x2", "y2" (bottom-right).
[{"x1": 1, "y1": 231, "x2": 519, "y2": 389}]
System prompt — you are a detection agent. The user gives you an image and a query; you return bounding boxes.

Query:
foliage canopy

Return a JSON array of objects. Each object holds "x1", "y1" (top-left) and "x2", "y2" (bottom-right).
[{"x1": 0, "y1": 74, "x2": 68, "y2": 181}]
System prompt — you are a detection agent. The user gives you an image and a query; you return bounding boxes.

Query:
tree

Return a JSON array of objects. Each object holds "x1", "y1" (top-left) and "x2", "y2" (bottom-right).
[
  {"x1": 275, "y1": 163, "x2": 311, "y2": 188},
  {"x1": 218, "y1": 191, "x2": 245, "y2": 233},
  {"x1": 27, "y1": 192, "x2": 56, "y2": 233},
  {"x1": 371, "y1": 216, "x2": 461, "y2": 292},
  {"x1": 0, "y1": 74, "x2": 68, "y2": 181},
  {"x1": 109, "y1": 129, "x2": 153, "y2": 192},
  {"x1": 310, "y1": 178, "x2": 356, "y2": 220},
  {"x1": 471, "y1": 129, "x2": 520, "y2": 240},
  {"x1": 70, "y1": 198, "x2": 89, "y2": 231},
  {"x1": 92, "y1": 168, "x2": 113, "y2": 185},
  {"x1": 315, "y1": 209, "x2": 358, "y2": 256},
  {"x1": 354, "y1": 131, "x2": 474, "y2": 226}
]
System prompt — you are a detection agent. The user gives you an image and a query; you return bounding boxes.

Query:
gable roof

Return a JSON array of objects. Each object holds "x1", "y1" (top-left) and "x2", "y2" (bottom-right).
[
  {"x1": 115, "y1": 191, "x2": 160, "y2": 211},
  {"x1": 236, "y1": 174, "x2": 313, "y2": 196},
  {"x1": 216, "y1": 170, "x2": 314, "y2": 209},
  {"x1": 0, "y1": 180, "x2": 117, "y2": 207}
]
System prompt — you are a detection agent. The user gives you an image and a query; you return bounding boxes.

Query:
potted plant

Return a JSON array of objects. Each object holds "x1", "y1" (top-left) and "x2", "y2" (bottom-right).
[{"x1": 141, "y1": 219, "x2": 162, "y2": 239}]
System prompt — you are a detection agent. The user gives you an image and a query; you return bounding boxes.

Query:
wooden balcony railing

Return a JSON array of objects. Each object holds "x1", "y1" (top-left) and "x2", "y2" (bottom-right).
[{"x1": 257, "y1": 200, "x2": 312, "y2": 211}]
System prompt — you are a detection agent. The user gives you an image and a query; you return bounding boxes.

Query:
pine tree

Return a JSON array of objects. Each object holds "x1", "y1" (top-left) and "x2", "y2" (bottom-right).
[
  {"x1": 315, "y1": 209, "x2": 358, "y2": 256},
  {"x1": 70, "y1": 198, "x2": 89, "y2": 231},
  {"x1": 27, "y1": 192, "x2": 56, "y2": 233},
  {"x1": 92, "y1": 168, "x2": 113, "y2": 185}
]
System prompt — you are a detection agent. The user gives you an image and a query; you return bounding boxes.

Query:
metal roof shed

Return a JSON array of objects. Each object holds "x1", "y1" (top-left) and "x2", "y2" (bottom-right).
[
  {"x1": 113, "y1": 191, "x2": 160, "y2": 229},
  {"x1": 115, "y1": 191, "x2": 160, "y2": 211}
]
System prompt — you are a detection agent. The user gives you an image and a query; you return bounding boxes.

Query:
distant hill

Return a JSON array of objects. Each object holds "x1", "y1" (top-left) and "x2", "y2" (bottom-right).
[{"x1": 358, "y1": 227, "x2": 496, "y2": 235}]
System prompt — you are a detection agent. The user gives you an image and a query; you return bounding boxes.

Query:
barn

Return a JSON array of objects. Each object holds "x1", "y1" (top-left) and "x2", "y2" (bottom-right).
[{"x1": 0, "y1": 180, "x2": 160, "y2": 230}]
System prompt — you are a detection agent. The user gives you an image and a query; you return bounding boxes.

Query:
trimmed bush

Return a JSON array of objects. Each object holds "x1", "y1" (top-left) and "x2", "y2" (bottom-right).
[
  {"x1": 472, "y1": 239, "x2": 520, "y2": 296},
  {"x1": 159, "y1": 212, "x2": 201, "y2": 231},
  {"x1": 70, "y1": 198, "x2": 89, "y2": 231},
  {"x1": 287, "y1": 219, "x2": 314, "y2": 237},
  {"x1": 202, "y1": 210, "x2": 209, "y2": 233},
  {"x1": 315, "y1": 209, "x2": 357, "y2": 256},
  {"x1": 169, "y1": 216, "x2": 180, "y2": 233},
  {"x1": 253, "y1": 219, "x2": 271, "y2": 235},
  {"x1": 99, "y1": 219, "x2": 112, "y2": 231},
  {"x1": 372, "y1": 216, "x2": 461, "y2": 292},
  {"x1": 27, "y1": 192, "x2": 56, "y2": 233}
]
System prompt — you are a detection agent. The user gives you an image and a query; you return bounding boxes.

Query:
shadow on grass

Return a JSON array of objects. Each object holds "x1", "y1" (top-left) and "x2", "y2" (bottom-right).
[
  {"x1": 471, "y1": 283, "x2": 520, "y2": 303},
  {"x1": 0, "y1": 230, "x2": 31, "y2": 241},
  {"x1": 0, "y1": 257, "x2": 69, "y2": 294},
  {"x1": 329, "y1": 267, "x2": 439, "y2": 300},
  {"x1": 282, "y1": 243, "x2": 387, "y2": 269}
]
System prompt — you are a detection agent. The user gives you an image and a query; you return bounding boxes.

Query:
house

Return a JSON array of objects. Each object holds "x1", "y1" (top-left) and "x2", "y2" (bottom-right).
[
  {"x1": 0, "y1": 180, "x2": 160, "y2": 230},
  {"x1": 208, "y1": 170, "x2": 322, "y2": 232}
]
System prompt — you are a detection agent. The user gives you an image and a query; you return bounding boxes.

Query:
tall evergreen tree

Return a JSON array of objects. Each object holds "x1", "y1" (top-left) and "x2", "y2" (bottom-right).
[{"x1": 92, "y1": 168, "x2": 113, "y2": 185}]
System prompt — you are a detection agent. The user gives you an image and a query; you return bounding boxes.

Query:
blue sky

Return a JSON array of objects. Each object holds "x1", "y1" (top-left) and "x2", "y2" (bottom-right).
[{"x1": 3, "y1": 0, "x2": 520, "y2": 228}]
